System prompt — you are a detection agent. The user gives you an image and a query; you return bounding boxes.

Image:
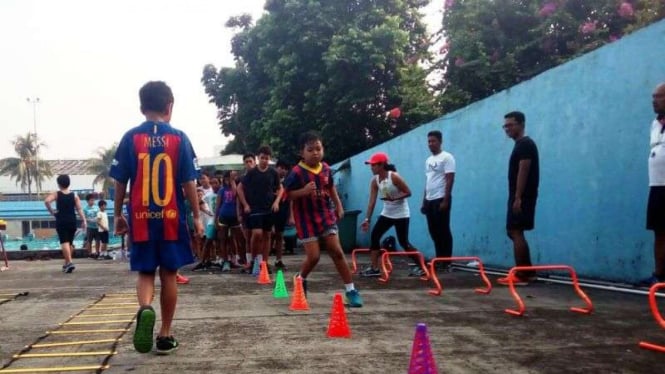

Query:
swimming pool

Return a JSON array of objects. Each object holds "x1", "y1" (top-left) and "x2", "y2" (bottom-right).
[{"x1": 1, "y1": 233, "x2": 123, "y2": 251}]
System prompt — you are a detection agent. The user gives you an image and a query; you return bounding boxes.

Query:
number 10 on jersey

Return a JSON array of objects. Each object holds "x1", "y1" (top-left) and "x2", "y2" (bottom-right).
[{"x1": 138, "y1": 152, "x2": 174, "y2": 207}]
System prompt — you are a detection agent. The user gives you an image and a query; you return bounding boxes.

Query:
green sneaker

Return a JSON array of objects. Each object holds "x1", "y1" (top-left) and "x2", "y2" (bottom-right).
[
  {"x1": 133, "y1": 306, "x2": 155, "y2": 353},
  {"x1": 344, "y1": 289, "x2": 363, "y2": 308}
]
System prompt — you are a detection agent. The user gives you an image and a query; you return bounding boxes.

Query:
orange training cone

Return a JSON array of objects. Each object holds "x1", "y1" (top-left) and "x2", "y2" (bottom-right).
[
  {"x1": 327, "y1": 293, "x2": 351, "y2": 338},
  {"x1": 257, "y1": 261, "x2": 272, "y2": 285},
  {"x1": 289, "y1": 276, "x2": 310, "y2": 311}
]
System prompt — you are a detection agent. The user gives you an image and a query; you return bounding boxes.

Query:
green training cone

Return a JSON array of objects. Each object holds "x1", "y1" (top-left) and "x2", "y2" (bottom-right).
[{"x1": 273, "y1": 270, "x2": 289, "y2": 299}]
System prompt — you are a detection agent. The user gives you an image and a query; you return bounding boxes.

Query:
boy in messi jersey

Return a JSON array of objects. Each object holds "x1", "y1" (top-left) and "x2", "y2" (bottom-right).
[
  {"x1": 283, "y1": 131, "x2": 363, "y2": 307},
  {"x1": 110, "y1": 81, "x2": 204, "y2": 355}
]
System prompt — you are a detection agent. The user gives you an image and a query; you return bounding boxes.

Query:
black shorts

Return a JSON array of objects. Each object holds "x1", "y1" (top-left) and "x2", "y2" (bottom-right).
[
  {"x1": 85, "y1": 228, "x2": 99, "y2": 243},
  {"x1": 647, "y1": 186, "x2": 665, "y2": 231},
  {"x1": 272, "y1": 206, "x2": 289, "y2": 233},
  {"x1": 56, "y1": 226, "x2": 77, "y2": 244},
  {"x1": 246, "y1": 213, "x2": 273, "y2": 232},
  {"x1": 218, "y1": 215, "x2": 240, "y2": 228},
  {"x1": 506, "y1": 197, "x2": 537, "y2": 231},
  {"x1": 99, "y1": 231, "x2": 109, "y2": 244}
]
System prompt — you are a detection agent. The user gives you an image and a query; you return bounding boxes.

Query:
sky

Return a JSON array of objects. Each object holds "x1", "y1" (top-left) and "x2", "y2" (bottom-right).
[{"x1": 0, "y1": 0, "x2": 444, "y2": 161}]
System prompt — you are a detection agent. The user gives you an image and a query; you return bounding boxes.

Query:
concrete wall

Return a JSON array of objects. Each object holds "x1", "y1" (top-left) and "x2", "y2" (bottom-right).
[{"x1": 334, "y1": 20, "x2": 665, "y2": 283}]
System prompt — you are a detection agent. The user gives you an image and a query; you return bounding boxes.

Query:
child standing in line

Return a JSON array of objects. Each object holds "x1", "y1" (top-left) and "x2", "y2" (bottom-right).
[
  {"x1": 96, "y1": 200, "x2": 110, "y2": 259},
  {"x1": 283, "y1": 131, "x2": 363, "y2": 307},
  {"x1": 83, "y1": 194, "x2": 100, "y2": 258},
  {"x1": 237, "y1": 146, "x2": 283, "y2": 273},
  {"x1": 215, "y1": 171, "x2": 243, "y2": 272},
  {"x1": 44, "y1": 174, "x2": 87, "y2": 273}
]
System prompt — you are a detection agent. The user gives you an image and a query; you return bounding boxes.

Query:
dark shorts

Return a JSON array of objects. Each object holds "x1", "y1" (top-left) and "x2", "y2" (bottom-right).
[
  {"x1": 247, "y1": 213, "x2": 273, "y2": 232},
  {"x1": 130, "y1": 239, "x2": 195, "y2": 272},
  {"x1": 647, "y1": 186, "x2": 665, "y2": 231},
  {"x1": 56, "y1": 226, "x2": 77, "y2": 244},
  {"x1": 273, "y1": 206, "x2": 289, "y2": 233},
  {"x1": 85, "y1": 228, "x2": 99, "y2": 243},
  {"x1": 99, "y1": 231, "x2": 109, "y2": 244},
  {"x1": 218, "y1": 215, "x2": 241, "y2": 228},
  {"x1": 506, "y1": 197, "x2": 537, "y2": 231}
]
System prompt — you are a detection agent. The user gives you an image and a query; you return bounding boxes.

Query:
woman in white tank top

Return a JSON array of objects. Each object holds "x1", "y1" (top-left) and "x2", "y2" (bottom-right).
[{"x1": 359, "y1": 152, "x2": 426, "y2": 277}]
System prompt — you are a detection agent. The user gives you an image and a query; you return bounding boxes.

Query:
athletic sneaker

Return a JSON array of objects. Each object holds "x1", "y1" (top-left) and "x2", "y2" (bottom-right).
[
  {"x1": 133, "y1": 306, "x2": 156, "y2": 353},
  {"x1": 497, "y1": 274, "x2": 532, "y2": 286},
  {"x1": 176, "y1": 274, "x2": 190, "y2": 284},
  {"x1": 360, "y1": 267, "x2": 381, "y2": 277},
  {"x1": 155, "y1": 335, "x2": 179, "y2": 355},
  {"x1": 344, "y1": 289, "x2": 363, "y2": 308},
  {"x1": 221, "y1": 261, "x2": 231, "y2": 272},
  {"x1": 240, "y1": 261, "x2": 253, "y2": 274},
  {"x1": 191, "y1": 262, "x2": 206, "y2": 272},
  {"x1": 64, "y1": 263, "x2": 76, "y2": 273},
  {"x1": 275, "y1": 260, "x2": 286, "y2": 271},
  {"x1": 408, "y1": 266, "x2": 427, "y2": 277}
]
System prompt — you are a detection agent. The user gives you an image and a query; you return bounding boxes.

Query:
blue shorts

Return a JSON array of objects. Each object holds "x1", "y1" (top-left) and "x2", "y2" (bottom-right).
[
  {"x1": 205, "y1": 224, "x2": 215, "y2": 239},
  {"x1": 130, "y1": 240, "x2": 195, "y2": 272}
]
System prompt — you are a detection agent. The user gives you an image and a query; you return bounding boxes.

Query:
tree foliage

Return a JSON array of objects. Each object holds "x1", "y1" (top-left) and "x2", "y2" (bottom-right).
[
  {"x1": 0, "y1": 133, "x2": 52, "y2": 196},
  {"x1": 88, "y1": 144, "x2": 118, "y2": 197},
  {"x1": 202, "y1": 0, "x2": 439, "y2": 163},
  {"x1": 436, "y1": 0, "x2": 665, "y2": 112}
]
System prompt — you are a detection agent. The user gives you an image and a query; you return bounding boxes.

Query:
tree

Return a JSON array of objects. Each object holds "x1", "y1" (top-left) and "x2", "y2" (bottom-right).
[
  {"x1": 0, "y1": 133, "x2": 52, "y2": 197},
  {"x1": 435, "y1": 0, "x2": 665, "y2": 113},
  {"x1": 203, "y1": 0, "x2": 439, "y2": 163},
  {"x1": 88, "y1": 144, "x2": 118, "y2": 198}
]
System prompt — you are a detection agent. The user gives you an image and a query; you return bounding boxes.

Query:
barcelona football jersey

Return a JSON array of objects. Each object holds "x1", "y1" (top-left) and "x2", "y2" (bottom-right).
[
  {"x1": 109, "y1": 121, "x2": 200, "y2": 243},
  {"x1": 283, "y1": 161, "x2": 337, "y2": 239}
]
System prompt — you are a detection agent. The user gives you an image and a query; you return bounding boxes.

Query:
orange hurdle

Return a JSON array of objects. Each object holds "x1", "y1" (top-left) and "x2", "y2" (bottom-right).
[
  {"x1": 639, "y1": 282, "x2": 665, "y2": 353},
  {"x1": 504, "y1": 265, "x2": 593, "y2": 317},
  {"x1": 379, "y1": 251, "x2": 429, "y2": 283},
  {"x1": 428, "y1": 257, "x2": 492, "y2": 296},
  {"x1": 350, "y1": 248, "x2": 392, "y2": 274}
]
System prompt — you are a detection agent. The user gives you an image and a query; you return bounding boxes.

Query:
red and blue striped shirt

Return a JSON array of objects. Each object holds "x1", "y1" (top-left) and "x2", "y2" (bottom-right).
[
  {"x1": 283, "y1": 161, "x2": 337, "y2": 239},
  {"x1": 109, "y1": 121, "x2": 199, "y2": 243}
]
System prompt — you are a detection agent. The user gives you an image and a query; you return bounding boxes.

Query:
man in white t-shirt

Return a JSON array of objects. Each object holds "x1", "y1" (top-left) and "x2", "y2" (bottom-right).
[
  {"x1": 421, "y1": 130, "x2": 456, "y2": 266},
  {"x1": 643, "y1": 82, "x2": 665, "y2": 286}
]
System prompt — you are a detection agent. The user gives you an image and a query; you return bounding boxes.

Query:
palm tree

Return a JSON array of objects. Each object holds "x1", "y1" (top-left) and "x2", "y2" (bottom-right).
[
  {"x1": 0, "y1": 133, "x2": 52, "y2": 197},
  {"x1": 88, "y1": 144, "x2": 118, "y2": 197}
]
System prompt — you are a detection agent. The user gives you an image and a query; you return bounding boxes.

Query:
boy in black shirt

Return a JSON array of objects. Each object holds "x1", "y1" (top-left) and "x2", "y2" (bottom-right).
[{"x1": 237, "y1": 146, "x2": 283, "y2": 272}]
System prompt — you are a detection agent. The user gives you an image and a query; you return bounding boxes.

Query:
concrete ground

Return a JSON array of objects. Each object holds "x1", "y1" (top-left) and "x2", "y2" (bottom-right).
[{"x1": 0, "y1": 254, "x2": 663, "y2": 373}]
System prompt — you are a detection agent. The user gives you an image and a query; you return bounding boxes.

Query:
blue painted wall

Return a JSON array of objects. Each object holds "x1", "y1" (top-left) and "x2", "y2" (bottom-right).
[{"x1": 334, "y1": 20, "x2": 665, "y2": 283}]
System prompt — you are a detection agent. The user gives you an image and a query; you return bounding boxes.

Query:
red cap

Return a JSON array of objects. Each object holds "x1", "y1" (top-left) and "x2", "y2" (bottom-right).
[{"x1": 365, "y1": 152, "x2": 389, "y2": 165}]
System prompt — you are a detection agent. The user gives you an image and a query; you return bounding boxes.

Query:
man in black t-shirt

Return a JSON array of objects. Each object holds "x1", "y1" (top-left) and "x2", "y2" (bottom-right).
[
  {"x1": 499, "y1": 111, "x2": 539, "y2": 286},
  {"x1": 237, "y1": 146, "x2": 283, "y2": 273}
]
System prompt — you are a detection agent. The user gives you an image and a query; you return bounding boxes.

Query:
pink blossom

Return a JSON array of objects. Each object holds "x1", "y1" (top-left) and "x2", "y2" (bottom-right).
[
  {"x1": 454, "y1": 57, "x2": 465, "y2": 67},
  {"x1": 618, "y1": 2, "x2": 634, "y2": 18},
  {"x1": 439, "y1": 41, "x2": 450, "y2": 54},
  {"x1": 580, "y1": 21, "x2": 597, "y2": 35},
  {"x1": 539, "y1": 2, "x2": 557, "y2": 17},
  {"x1": 609, "y1": 34, "x2": 621, "y2": 42},
  {"x1": 445, "y1": 0, "x2": 455, "y2": 8}
]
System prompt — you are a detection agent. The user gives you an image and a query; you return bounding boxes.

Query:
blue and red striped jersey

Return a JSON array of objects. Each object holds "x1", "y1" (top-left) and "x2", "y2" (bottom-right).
[
  {"x1": 109, "y1": 121, "x2": 200, "y2": 243},
  {"x1": 283, "y1": 161, "x2": 337, "y2": 239}
]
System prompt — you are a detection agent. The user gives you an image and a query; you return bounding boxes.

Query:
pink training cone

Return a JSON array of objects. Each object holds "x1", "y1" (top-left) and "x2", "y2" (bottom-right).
[{"x1": 408, "y1": 323, "x2": 438, "y2": 374}]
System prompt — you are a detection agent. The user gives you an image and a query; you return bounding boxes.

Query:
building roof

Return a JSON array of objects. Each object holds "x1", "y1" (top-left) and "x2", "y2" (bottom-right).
[
  {"x1": 0, "y1": 200, "x2": 119, "y2": 220},
  {"x1": 0, "y1": 159, "x2": 93, "y2": 176}
]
